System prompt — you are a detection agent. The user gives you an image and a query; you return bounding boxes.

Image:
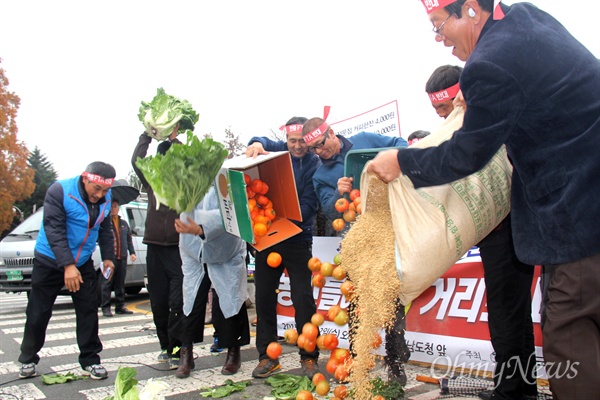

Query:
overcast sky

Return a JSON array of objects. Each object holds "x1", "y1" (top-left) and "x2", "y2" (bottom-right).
[{"x1": 1, "y1": 0, "x2": 599, "y2": 180}]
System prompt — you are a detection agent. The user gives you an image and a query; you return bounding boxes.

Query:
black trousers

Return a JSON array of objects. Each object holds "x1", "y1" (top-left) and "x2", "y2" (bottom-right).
[
  {"x1": 146, "y1": 244, "x2": 183, "y2": 356},
  {"x1": 100, "y1": 258, "x2": 127, "y2": 310},
  {"x1": 212, "y1": 289, "x2": 250, "y2": 348},
  {"x1": 179, "y1": 265, "x2": 212, "y2": 345},
  {"x1": 19, "y1": 258, "x2": 102, "y2": 368},
  {"x1": 254, "y1": 240, "x2": 317, "y2": 360},
  {"x1": 477, "y1": 217, "x2": 537, "y2": 399}
]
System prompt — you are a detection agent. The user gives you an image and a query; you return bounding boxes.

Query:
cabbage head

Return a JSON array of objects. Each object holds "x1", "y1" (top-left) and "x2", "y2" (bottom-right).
[
  {"x1": 135, "y1": 132, "x2": 228, "y2": 213},
  {"x1": 138, "y1": 88, "x2": 199, "y2": 141}
]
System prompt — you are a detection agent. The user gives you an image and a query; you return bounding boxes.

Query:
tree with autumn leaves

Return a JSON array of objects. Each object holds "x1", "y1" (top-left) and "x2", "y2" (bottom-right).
[{"x1": 0, "y1": 60, "x2": 35, "y2": 233}]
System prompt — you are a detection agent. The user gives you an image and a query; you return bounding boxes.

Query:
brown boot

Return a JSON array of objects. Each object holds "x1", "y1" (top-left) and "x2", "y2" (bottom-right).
[
  {"x1": 221, "y1": 347, "x2": 241, "y2": 375},
  {"x1": 175, "y1": 346, "x2": 195, "y2": 379}
]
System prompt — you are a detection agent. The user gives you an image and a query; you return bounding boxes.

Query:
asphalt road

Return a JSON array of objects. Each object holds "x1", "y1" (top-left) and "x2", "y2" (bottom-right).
[{"x1": 0, "y1": 290, "x2": 460, "y2": 400}]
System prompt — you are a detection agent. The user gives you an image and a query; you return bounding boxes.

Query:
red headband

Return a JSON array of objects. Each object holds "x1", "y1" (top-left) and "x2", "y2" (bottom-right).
[
  {"x1": 420, "y1": 0, "x2": 456, "y2": 14},
  {"x1": 82, "y1": 172, "x2": 114, "y2": 186},
  {"x1": 428, "y1": 83, "x2": 460, "y2": 103},
  {"x1": 420, "y1": 0, "x2": 505, "y2": 20},
  {"x1": 279, "y1": 124, "x2": 304, "y2": 134},
  {"x1": 304, "y1": 106, "x2": 331, "y2": 144}
]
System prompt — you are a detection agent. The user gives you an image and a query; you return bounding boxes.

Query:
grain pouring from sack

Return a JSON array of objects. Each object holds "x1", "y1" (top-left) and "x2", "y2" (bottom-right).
[{"x1": 340, "y1": 174, "x2": 401, "y2": 399}]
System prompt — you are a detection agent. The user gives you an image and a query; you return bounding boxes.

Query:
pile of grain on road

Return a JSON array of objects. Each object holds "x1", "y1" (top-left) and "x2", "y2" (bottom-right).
[{"x1": 340, "y1": 175, "x2": 401, "y2": 399}]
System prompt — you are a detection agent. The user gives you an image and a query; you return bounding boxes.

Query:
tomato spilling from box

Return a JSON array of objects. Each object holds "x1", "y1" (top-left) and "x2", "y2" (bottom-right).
[{"x1": 214, "y1": 151, "x2": 302, "y2": 251}]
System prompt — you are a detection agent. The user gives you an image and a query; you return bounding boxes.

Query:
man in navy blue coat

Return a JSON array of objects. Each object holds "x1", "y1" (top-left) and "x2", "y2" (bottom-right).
[{"x1": 368, "y1": 1, "x2": 600, "y2": 399}]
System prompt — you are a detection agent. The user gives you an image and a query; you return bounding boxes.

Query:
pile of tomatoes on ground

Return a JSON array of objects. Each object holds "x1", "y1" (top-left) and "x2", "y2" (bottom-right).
[
  {"x1": 262, "y1": 254, "x2": 389, "y2": 400},
  {"x1": 332, "y1": 188, "x2": 362, "y2": 232},
  {"x1": 245, "y1": 174, "x2": 276, "y2": 244}
]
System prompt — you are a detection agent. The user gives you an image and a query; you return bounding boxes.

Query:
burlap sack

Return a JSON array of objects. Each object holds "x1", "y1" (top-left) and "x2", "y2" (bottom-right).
[{"x1": 361, "y1": 106, "x2": 512, "y2": 305}]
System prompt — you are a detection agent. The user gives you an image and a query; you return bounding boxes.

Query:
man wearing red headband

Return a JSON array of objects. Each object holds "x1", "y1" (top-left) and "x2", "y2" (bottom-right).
[
  {"x1": 368, "y1": 1, "x2": 600, "y2": 398},
  {"x1": 18, "y1": 162, "x2": 116, "y2": 381},
  {"x1": 426, "y1": 64, "x2": 538, "y2": 400},
  {"x1": 245, "y1": 117, "x2": 322, "y2": 379}
]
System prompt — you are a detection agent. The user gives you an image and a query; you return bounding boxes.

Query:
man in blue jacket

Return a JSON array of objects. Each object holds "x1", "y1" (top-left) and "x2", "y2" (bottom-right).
[
  {"x1": 368, "y1": 1, "x2": 600, "y2": 398},
  {"x1": 245, "y1": 117, "x2": 322, "y2": 379},
  {"x1": 301, "y1": 116, "x2": 408, "y2": 222},
  {"x1": 18, "y1": 161, "x2": 116, "y2": 380}
]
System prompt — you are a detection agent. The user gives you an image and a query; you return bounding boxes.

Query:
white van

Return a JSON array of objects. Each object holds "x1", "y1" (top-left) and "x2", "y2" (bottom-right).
[{"x1": 0, "y1": 201, "x2": 148, "y2": 296}]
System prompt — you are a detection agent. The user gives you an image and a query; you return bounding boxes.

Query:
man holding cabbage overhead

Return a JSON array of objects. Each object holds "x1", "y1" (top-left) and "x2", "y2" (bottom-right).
[{"x1": 130, "y1": 88, "x2": 198, "y2": 369}]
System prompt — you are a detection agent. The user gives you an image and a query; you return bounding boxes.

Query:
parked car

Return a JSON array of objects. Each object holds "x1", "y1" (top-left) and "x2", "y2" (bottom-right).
[{"x1": 0, "y1": 201, "x2": 148, "y2": 297}]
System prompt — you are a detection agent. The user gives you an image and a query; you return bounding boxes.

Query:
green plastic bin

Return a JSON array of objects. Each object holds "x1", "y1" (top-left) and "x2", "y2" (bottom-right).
[{"x1": 343, "y1": 147, "x2": 391, "y2": 191}]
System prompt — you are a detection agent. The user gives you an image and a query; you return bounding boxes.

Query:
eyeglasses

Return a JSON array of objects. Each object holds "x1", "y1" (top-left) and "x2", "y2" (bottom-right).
[
  {"x1": 308, "y1": 134, "x2": 328, "y2": 152},
  {"x1": 432, "y1": 13, "x2": 453, "y2": 38}
]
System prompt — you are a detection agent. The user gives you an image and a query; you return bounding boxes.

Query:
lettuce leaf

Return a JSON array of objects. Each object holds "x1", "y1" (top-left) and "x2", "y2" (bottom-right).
[
  {"x1": 138, "y1": 88, "x2": 199, "y2": 141},
  {"x1": 135, "y1": 131, "x2": 228, "y2": 213}
]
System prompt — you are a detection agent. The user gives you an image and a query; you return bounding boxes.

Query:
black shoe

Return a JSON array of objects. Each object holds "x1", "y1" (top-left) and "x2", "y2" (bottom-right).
[
  {"x1": 478, "y1": 390, "x2": 497, "y2": 400},
  {"x1": 388, "y1": 362, "x2": 407, "y2": 386},
  {"x1": 102, "y1": 308, "x2": 113, "y2": 317},
  {"x1": 19, "y1": 363, "x2": 37, "y2": 379},
  {"x1": 252, "y1": 358, "x2": 281, "y2": 378},
  {"x1": 115, "y1": 307, "x2": 133, "y2": 314},
  {"x1": 300, "y1": 358, "x2": 320, "y2": 379}
]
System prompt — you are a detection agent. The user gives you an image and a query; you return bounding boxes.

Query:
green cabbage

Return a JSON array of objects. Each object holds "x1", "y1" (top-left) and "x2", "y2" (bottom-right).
[
  {"x1": 135, "y1": 131, "x2": 228, "y2": 213},
  {"x1": 138, "y1": 88, "x2": 199, "y2": 141}
]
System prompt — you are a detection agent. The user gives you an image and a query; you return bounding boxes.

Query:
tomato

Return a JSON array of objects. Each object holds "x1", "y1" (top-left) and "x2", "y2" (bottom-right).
[
  {"x1": 302, "y1": 322, "x2": 319, "y2": 341},
  {"x1": 333, "y1": 309, "x2": 349, "y2": 326},
  {"x1": 253, "y1": 222, "x2": 268, "y2": 237},
  {"x1": 311, "y1": 312, "x2": 325, "y2": 326},
  {"x1": 333, "y1": 385, "x2": 348, "y2": 399},
  {"x1": 323, "y1": 333, "x2": 339, "y2": 351},
  {"x1": 250, "y1": 179, "x2": 264, "y2": 194},
  {"x1": 332, "y1": 218, "x2": 346, "y2": 232},
  {"x1": 349, "y1": 189, "x2": 360, "y2": 202},
  {"x1": 327, "y1": 305, "x2": 341, "y2": 321},
  {"x1": 339, "y1": 281, "x2": 354, "y2": 298},
  {"x1": 256, "y1": 194, "x2": 270, "y2": 207},
  {"x1": 312, "y1": 372, "x2": 326, "y2": 386},
  {"x1": 303, "y1": 338, "x2": 317, "y2": 353},
  {"x1": 325, "y1": 357, "x2": 339, "y2": 375},
  {"x1": 334, "y1": 198, "x2": 350, "y2": 213},
  {"x1": 320, "y1": 262, "x2": 334, "y2": 277},
  {"x1": 296, "y1": 390, "x2": 313, "y2": 400},
  {"x1": 372, "y1": 332, "x2": 383, "y2": 348},
  {"x1": 343, "y1": 209, "x2": 356, "y2": 223},
  {"x1": 258, "y1": 181, "x2": 269, "y2": 195},
  {"x1": 243, "y1": 173, "x2": 251, "y2": 185},
  {"x1": 332, "y1": 266, "x2": 346, "y2": 280},
  {"x1": 356, "y1": 202, "x2": 362, "y2": 214},
  {"x1": 331, "y1": 348, "x2": 351, "y2": 364},
  {"x1": 297, "y1": 333, "x2": 307, "y2": 350},
  {"x1": 334, "y1": 364, "x2": 349, "y2": 382},
  {"x1": 284, "y1": 328, "x2": 298, "y2": 345},
  {"x1": 307, "y1": 257, "x2": 322, "y2": 272},
  {"x1": 316, "y1": 335, "x2": 327, "y2": 350},
  {"x1": 266, "y1": 252, "x2": 282, "y2": 268},
  {"x1": 246, "y1": 187, "x2": 255, "y2": 199},
  {"x1": 266, "y1": 341, "x2": 282, "y2": 359},
  {"x1": 315, "y1": 380, "x2": 330, "y2": 396},
  {"x1": 312, "y1": 273, "x2": 326, "y2": 288},
  {"x1": 372, "y1": 396, "x2": 385, "y2": 400},
  {"x1": 333, "y1": 253, "x2": 342, "y2": 265},
  {"x1": 264, "y1": 207, "x2": 276, "y2": 221}
]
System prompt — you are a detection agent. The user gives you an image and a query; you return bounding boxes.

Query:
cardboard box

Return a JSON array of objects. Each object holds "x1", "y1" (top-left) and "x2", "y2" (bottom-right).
[{"x1": 215, "y1": 151, "x2": 302, "y2": 251}]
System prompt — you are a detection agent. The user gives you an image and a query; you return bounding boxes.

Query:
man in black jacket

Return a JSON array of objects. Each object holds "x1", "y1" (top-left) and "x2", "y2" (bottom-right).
[
  {"x1": 131, "y1": 127, "x2": 184, "y2": 369},
  {"x1": 100, "y1": 199, "x2": 136, "y2": 317}
]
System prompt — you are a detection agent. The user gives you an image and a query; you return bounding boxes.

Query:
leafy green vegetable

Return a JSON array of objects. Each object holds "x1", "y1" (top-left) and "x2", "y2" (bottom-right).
[
  {"x1": 199, "y1": 379, "x2": 250, "y2": 398},
  {"x1": 135, "y1": 131, "x2": 228, "y2": 213},
  {"x1": 103, "y1": 367, "x2": 139, "y2": 400},
  {"x1": 348, "y1": 376, "x2": 405, "y2": 400},
  {"x1": 138, "y1": 87, "x2": 199, "y2": 141},
  {"x1": 41, "y1": 372, "x2": 87, "y2": 385},
  {"x1": 264, "y1": 373, "x2": 315, "y2": 399}
]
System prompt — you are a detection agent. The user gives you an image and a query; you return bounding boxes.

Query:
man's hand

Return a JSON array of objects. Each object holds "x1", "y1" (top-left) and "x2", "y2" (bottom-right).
[
  {"x1": 174, "y1": 216, "x2": 202, "y2": 236},
  {"x1": 130, "y1": 254, "x2": 137, "y2": 262},
  {"x1": 64, "y1": 265, "x2": 83, "y2": 292},
  {"x1": 168, "y1": 121, "x2": 182, "y2": 140},
  {"x1": 337, "y1": 177, "x2": 354, "y2": 196},
  {"x1": 245, "y1": 142, "x2": 269, "y2": 159},
  {"x1": 103, "y1": 260, "x2": 115, "y2": 281},
  {"x1": 367, "y1": 149, "x2": 402, "y2": 183}
]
